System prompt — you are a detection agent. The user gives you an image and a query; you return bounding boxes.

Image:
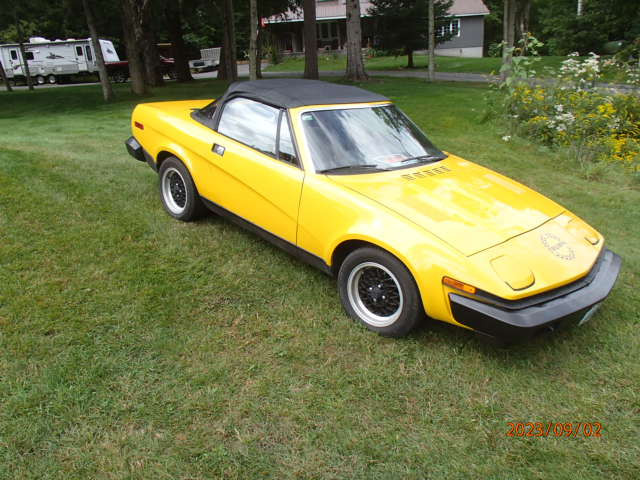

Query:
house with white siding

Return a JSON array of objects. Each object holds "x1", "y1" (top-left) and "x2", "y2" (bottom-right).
[{"x1": 265, "y1": 0, "x2": 490, "y2": 58}]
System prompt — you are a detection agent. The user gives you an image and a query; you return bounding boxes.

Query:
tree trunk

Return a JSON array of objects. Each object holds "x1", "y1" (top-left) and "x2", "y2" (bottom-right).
[
  {"x1": 120, "y1": 0, "x2": 147, "y2": 95},
  {"x1": 406, "y1": 49, "x2": 414, "y2": 68},
  {"x1": 303, "y1": 0, "x2": 318, "y2": 79},
  {"x1": 140, "y1": 4, "x2": 163, "y2": 87},
  {"x1": 82, "y1": 0, "x2": 114, "y2": 102},
  {"x1": 166, "y1": 0, "x2": 193, "y2": 82},
  {"x1": 14, "y1": 11, "x2": 34, "y2": 91},
  {"x1": 249, "y1": 0, "x2": 258, "y2": 80},
  {"x1": 222, "y1": 0, "x2": 238, "y2": 81},
  {"x1": 427, "y1": 0, "x2": 435, "y2": 82},
  {"x1": 0, "y1": 61, "x2": 12, "y2": 92},
  {"x1": 256, "y1": 29, "x2": 263, "y2": 78},
  {"x1": 345, "y1": 0, "x2": 367, "y2": 81},
  {"x1": 501, "y1": 0, "x2": 516, "y2": 81}
]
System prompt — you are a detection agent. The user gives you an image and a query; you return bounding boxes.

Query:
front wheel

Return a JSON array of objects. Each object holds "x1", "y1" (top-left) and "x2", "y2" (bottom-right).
[
  {"x1": 338, "y1": 247, "x2": 424, "y2": 337},
  {"x1": 158, "y1": 157, "x2": 205, "y2": 221}
]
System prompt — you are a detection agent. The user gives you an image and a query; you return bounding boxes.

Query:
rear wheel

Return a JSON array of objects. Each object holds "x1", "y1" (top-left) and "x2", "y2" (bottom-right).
[
  {"x1": 47, "y1": 74, "x2": 56, "y2": 84},
  {"x1": 158, "y1": 157, "x2": 205, "y2": 221},
  {"x1": 36, "y1": 75, "x2": 45, "y2": 85},
  {"x1": 338, "y1": 247, "x2": 423, "y2": 337}
]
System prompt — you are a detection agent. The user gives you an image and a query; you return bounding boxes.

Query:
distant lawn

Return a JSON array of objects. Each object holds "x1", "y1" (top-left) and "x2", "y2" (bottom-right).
[
  {"x1": 266, "y1": 54, "x2": 573, "y2": 75},
  {"x1": 1, "y1": 78, "x2": 638, "y2": 478}
]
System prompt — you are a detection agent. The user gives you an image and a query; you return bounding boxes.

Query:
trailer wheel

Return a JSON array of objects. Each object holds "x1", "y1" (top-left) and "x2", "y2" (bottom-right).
[
  {"x1": 47, "y1": 74, "x2": 56, "y2": 84},
  {"x1": 112, "y1": 71, "x2": 127, "y2": 83},
  {"x1": 36, "y1": 75, "x2": 45, "y2": 85}
]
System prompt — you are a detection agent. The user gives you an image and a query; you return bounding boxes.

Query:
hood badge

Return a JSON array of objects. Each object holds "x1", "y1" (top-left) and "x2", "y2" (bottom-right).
[{"x1": 540, "y1": 233, "x2": 575, "y2": 261}]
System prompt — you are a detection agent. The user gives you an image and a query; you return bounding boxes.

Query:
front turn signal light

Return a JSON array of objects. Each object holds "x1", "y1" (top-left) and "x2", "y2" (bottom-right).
[{"x1": 443, "y1": 277, "x2": 477, "y2": 294}]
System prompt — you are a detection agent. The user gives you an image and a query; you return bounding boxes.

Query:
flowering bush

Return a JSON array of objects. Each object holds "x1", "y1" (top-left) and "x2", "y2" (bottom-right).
[{"x1": 493, "y1": 45, "x2": 640, "y2": 175}]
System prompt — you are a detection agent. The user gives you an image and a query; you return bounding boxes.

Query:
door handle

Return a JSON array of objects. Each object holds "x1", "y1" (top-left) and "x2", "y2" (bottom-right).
[{"x1": 212, "y1": 143, "x2": 225, "y2": 156}]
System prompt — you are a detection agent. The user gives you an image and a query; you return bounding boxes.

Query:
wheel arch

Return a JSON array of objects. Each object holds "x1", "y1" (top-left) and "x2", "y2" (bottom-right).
[
  {"x1": 330, "y1": 235, "x2": 434, "y2": 316},
  {"x1": 155, "y1": 144, "x2": 194, "y2": 173}
]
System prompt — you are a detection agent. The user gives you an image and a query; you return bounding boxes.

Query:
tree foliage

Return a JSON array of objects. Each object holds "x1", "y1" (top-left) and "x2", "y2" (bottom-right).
[{"x1": 368, "y1": 0, "x2": 453, "y2": 67}]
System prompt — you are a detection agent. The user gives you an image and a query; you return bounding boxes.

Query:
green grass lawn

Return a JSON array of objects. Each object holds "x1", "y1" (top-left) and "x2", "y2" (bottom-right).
[
  {"x1": 1, "y1": 78, "x2": 639, "y2": 479},
  {"x1": 266, "y1": 54, "x2": 572, "y2": 75}
]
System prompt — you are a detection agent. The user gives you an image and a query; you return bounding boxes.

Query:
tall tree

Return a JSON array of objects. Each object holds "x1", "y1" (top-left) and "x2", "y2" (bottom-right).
[
  {"x1": 369, "y1": 0, "x2": 453, "y2": 69},
  {"x1": 0, "y1": 61, "x2": 12, "y2": 92},
  {"x1": 249, "y1": 0, "x2": 258, "y2": 80},
  {"x1": 120, "y1": 0, "x2": 147, "y2": 95},
  {"x1": 140, "y1": 3, "x2": 164, "y2": 87},
  {"x1": 82, "y1": 0, "x2": 114, "y2": 101},
  {"x1": 427, "y1": 0, "x2": 435, "y2": 82},
  {"x1": 164, "y1": 0, "x2": 193, "y2": 82},
  {"x1": 14, "y1": 10, "x2": 34, "y2": 91},
  {"x1": 501, "y1": 0, "x2": 516, "y2": 80},
  {"x1": 220, "y1": 0, "x2": 238, "y2": 81},
  {"x1": 302, "y1": 0, "x2": 318, "y2": 79},
  {"x1": 345, "y1": 0, "x2": 367, "y2": 80}
]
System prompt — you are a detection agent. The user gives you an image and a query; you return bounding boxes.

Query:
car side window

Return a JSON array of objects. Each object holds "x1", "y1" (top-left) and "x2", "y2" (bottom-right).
[
  {"x1": 278, "y1": 114, "x2": 297, "y2": 164},
  {"x1": 218, "y1": 98, "x2": 279, "y2": 157}
]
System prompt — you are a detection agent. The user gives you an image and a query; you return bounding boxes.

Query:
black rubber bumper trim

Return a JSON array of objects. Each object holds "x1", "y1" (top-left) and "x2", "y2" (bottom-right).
[
  {"x1": 125, "y1": 136, "x2": 145, "y2": 162},
  {"x1": 450, "y1": 249, "x2": 621, "y2": 341}
]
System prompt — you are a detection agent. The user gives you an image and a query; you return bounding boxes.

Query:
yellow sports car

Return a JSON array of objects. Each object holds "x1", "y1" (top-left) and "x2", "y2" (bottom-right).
[{"x1": 125, "y1": 79, "x2": 621, "y2": 342}]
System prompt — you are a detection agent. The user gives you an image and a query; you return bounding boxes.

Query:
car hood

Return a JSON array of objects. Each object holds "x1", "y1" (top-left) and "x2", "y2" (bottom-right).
[{"x1": 328, "y1": 155, "x2": 565, "y2": 256}]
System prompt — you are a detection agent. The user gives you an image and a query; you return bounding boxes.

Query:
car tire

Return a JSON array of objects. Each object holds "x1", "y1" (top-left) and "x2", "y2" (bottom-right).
[
  {"x1": 158, "y1": 157, "x2": 205, "y2": 221},
  {"x1": 36, "y1": 75, "x2": 45, "y2": 85},
  {"x1": 338, "y1": 247, "x2": 423, "y2": 337},
  {"x1": 47, "y1": 74, "x2": 56, "y2": 84}
]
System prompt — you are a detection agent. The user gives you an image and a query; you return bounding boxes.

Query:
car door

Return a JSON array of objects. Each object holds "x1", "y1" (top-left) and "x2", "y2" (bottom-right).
[{"x1": 198, "y1": 97, "x2": 304, "y2": 245}]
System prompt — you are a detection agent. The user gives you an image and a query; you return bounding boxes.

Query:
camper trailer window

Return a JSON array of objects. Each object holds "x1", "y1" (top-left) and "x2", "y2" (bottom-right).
[
  {"x1": 76, "y1": 46, "x2": 83, "y2": 56},
  {"x1": 85, "y1": 46, "x2": 92, "y2": 61},
  {"x1": 25, "y1": 52, "x2": 34, "y2": 61},
  {"x1": 10, "y1": 50, "x2": 18, "y2": 60}
]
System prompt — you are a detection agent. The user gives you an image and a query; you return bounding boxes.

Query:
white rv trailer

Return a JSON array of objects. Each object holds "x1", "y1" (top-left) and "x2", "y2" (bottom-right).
[{"x1": 0, "y1": 37, "x2": 120, "y2": 85}]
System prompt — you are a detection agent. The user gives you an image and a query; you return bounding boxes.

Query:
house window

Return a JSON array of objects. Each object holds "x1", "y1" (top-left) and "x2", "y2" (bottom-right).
[{"x1": 437, "y1": 19, "x2": 460, "y2": 38}]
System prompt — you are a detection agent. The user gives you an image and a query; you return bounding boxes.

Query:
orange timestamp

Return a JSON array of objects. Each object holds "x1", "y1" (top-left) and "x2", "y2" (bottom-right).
[{"x1": 507, "y1": 422, "x2": 602, "y2": 438}]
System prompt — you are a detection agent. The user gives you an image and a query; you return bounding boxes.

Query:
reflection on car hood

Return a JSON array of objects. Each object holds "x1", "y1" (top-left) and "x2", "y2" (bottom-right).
[{"x1": 328, "y1": 155, "x2": 565, "y2": 256}]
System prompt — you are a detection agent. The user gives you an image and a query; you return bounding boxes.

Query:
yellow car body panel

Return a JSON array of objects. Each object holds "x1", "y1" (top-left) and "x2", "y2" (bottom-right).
[{"x1": 127, "y1": 90, "x2": 620, "y2": 341}]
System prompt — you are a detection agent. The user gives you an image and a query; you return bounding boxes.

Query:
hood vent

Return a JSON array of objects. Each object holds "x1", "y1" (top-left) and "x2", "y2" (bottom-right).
[{"x1": 401, "y1": 165, "x2": 451, "y2": 181}]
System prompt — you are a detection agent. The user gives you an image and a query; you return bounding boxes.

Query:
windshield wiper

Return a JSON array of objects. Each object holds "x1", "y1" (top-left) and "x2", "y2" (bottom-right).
[
  {"x1": 318, "y1": 164, "x2": 390, "y2": 174},
  {"x1": 399, "y1": 154, "x2": 447, "y2": 164}
]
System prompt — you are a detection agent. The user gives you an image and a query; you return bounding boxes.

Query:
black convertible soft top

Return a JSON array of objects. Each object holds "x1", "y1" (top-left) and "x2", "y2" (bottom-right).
[{"x1": 218, "y1": 79, "x2": 390, "y2": 109}]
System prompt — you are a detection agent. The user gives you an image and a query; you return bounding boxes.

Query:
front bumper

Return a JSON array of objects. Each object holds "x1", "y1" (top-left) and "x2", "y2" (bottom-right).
[{"x1": 449, "y1": 249, "x2": 621, "y2": 342}]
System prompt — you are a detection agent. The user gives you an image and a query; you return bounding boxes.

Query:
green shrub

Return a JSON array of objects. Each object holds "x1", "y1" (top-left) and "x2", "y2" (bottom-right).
[{"x1": 493, "y1": 44, "x2": 640, "y2": 175}]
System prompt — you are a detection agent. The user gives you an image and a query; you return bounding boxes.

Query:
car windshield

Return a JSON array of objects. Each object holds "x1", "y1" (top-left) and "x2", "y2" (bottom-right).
[{"x1": 300, "y1": 104, "x2": 446, "y2": 173}]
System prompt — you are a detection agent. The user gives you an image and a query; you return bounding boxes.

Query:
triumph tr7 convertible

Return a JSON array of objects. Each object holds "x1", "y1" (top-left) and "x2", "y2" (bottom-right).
[{"x1": 125, "y1": 79, "x2": 621, "y2": 342}]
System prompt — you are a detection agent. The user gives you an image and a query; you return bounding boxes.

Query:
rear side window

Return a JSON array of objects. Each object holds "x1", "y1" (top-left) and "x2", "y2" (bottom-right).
[{"x1": 218, "y1": 98, "x2": 279, "y2": 156}]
